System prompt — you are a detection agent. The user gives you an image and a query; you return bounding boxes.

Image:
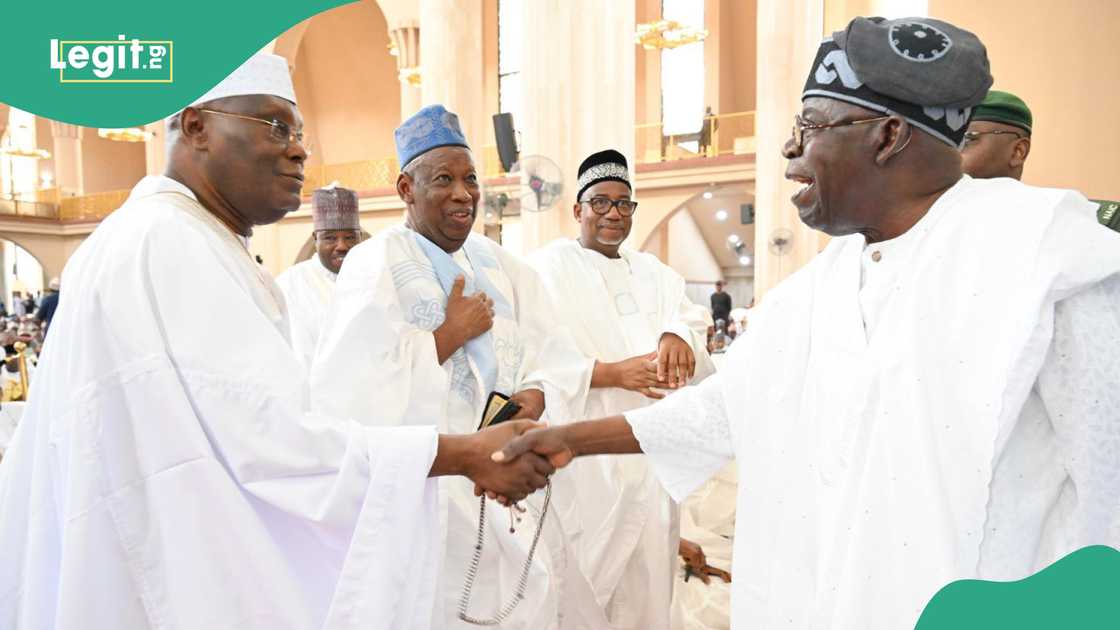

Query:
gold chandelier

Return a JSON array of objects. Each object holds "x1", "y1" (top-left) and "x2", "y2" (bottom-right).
[
  {"x1": 635, "y1": 20, "x2": 709, "y2": 50},
  {"x1": 97, "y1": 127, "x2": 153, "y2": 143}
]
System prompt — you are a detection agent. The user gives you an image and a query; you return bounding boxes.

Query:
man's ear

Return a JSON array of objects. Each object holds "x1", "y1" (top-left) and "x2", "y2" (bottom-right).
[
  {"x1": 397, "y1": 173, "x2": 415, "y2": 204},
  {"x1": 178, "y1": 107, "x2": 210, "y2": 150},
  {"x1": 874, "y1": 116, "x2": 910, "y2": 166},
  {"x1": 1010, "y1": 137, "x2": 1031, "y2": 168},
  {"x1": 572, "y1": 202, "x2": 582, "y2": 222}
]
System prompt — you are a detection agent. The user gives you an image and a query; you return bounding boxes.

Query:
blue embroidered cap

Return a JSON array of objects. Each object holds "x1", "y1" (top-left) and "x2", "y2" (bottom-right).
[{"x1": 394, "y1": 104, "x2": 471, "y2": 168}]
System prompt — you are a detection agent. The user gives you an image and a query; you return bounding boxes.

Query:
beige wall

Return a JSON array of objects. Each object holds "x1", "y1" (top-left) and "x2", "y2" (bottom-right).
[
  {"x1": 711, "y1": 0, "x2": 757, "y2": 116},
  {"x1": 293, "y1": 2, "x2": 401, "y2": 166},
  {"x1": 635, "y1": 0, "x2": 661, "y2": 126},
  {"x1": 928, "y1": 0, "x2": 1120, "y2": 199},
  {"x1": 79, "y1": 128, "x2": 146, "y2": 194},
  {"x1": 484, "y1": 0, "x2": 500, "y2": 122}
]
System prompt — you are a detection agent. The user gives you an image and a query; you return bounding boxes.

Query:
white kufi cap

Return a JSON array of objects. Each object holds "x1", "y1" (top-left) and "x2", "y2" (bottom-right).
[{"x1": 190, "y1": 53, "x2": 296, "y2": 106}]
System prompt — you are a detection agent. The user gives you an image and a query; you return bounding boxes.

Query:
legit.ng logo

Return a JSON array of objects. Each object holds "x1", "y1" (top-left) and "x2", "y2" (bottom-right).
[{"x1": 49, "y1": 35, "x2": 172, "y2": 83}]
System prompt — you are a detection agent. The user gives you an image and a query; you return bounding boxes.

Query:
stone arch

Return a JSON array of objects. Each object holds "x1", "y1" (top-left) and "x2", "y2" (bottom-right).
[
  {"x1": 0, "y1": 234, "x2": 49, "y2": 302},
  {"x1": 289, "y1": 1, "x2": 402, "y2": 170}
]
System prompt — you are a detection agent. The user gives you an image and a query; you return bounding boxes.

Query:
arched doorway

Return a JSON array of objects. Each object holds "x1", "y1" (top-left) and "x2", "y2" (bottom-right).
[
  {"x1": 639, "y1": 184, "x2": 756, "y2": 307},
  {"x1": 0, "y1": 237, "x2": 46, "y2": 315},
  {"x1": 289, "y1": 1, "x2": 403, "y2": 169}
]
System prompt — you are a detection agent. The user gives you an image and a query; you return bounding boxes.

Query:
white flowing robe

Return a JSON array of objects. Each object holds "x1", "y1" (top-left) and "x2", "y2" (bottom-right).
[
  {"x1": 311, "y1": 224, "x2": 601, "y2": 629},
  {"x1": 624, "y1": 177, "x2": 1120, "y2": 629},
  {"x1": 0, "y1": 176, "x2": 443, "y2": 630},
  {"x1": 276, "y1": 255, "x2": 336, "y2": 369},
  {"x1": 528, "y1": 240, "x2": 714, "y2": 630}
]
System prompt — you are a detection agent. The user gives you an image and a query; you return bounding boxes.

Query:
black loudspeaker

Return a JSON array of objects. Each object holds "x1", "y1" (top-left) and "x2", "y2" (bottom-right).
[
  {"x1": 493, "y1": 113, "x2": 519, "y2": 172},
  {"x1": 740, "y1": 203, "x2": 755, "y2": 224}
]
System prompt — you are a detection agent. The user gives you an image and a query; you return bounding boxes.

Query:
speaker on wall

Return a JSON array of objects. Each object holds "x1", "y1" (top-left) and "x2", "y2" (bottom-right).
[
  {"x1": 740, "y1": 203, "x2": 755, "y2": 224},
  {"x1": 493, "y1": 113, "x2": 519, "y2": 172}
]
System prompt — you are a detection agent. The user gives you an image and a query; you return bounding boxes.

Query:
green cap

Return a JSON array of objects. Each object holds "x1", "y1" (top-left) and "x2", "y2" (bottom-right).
[{"x1": 972, "y1": 90, "x2": 1032, "y2": 134}]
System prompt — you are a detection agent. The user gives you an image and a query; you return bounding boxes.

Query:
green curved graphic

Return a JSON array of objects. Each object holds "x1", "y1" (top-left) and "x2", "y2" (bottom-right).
[
  {"x1": 0, "y1": 0, "x2": 353, "y2": 127},
  {"x1": 916, "y1": 545, "x2": 1120, "y2": 629}
]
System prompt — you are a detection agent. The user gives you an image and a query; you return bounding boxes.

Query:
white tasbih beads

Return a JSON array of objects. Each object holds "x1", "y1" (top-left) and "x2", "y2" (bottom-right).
[{"x1": 458, "y1": 482, "x2": 551, "y2": 626}]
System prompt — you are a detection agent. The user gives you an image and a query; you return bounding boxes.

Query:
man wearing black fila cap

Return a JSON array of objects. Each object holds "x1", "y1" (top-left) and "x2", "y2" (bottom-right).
[
  {"x1": 491, "y1": 16, "x2": 1120, "y2": 629},
  {"x1": 528, "y1": 150, "x2": 719, "y2": 628}
]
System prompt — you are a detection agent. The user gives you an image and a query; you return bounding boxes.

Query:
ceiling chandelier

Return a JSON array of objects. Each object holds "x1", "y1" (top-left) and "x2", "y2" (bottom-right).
[
  {"x1": 635, "y1": 20, "x2": 709, "y2": 50},
  {"x1": 97, "y1": 127, "x2": 153, "y2": 143}
]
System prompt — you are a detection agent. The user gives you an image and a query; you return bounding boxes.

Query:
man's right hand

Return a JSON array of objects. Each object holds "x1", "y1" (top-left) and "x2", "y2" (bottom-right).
[
  {"x1": 595, "y1": 352, "x2": 671, "y2": 399},
  {"x1": 434, "y1": 275, "x2": 494, "y2": 364},
  {"x1": 463, "y1": 421, "x2": 554, "y2": 503}
]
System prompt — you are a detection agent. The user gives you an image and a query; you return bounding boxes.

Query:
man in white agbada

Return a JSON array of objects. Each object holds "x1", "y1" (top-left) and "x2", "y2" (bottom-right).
[
  {"x1": 0, "y1": 54, "x2": 556, "y2": 630},
  {"x1": 310, "y1": 105, "x2": 601, "y2": 629},
  {"x1": 276, "y1": 184, "x2": 362, "y2": 367},
  {"x1": 527, "y1": 148, "x2": 724, "y2": 630},
  {"x1": 493, "y1": 17, "x2": 1120, "y2": 630}
]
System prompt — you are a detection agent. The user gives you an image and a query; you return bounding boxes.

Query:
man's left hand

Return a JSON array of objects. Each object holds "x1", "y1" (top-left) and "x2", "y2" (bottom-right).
[
  {"x1": 509, "y1": 388, "x2": 545, "y2": 420},
  {"x1": 658, "y1": 333, "x2": 696, "y2": 389}
]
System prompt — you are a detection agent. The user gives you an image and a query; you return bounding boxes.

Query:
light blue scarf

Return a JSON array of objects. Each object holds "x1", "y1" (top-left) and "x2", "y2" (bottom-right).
[{"x1": 413, "y1": 232, "x2": 514, "y2": 395}]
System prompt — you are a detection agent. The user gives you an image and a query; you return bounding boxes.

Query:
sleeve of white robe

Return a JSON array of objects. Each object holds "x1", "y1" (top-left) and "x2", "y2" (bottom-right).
[
  {"x1": 310, "y1": 235, "x2": 450, "y2": 429},
  {"x1": 625, "y1": 365, "x2": 736, "y2": 501},
  {"x1": 274, "y1": 264, "x2": 317, "y2": 369},
  {"x1": 1038, "y1": 272, "x2": 1120, "y2": 548}
]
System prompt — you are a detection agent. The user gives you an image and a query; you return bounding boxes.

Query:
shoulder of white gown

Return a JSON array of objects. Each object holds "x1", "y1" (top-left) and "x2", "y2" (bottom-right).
[{"x1": 274, "y1": 257, "x2": 314, "y2": 287}]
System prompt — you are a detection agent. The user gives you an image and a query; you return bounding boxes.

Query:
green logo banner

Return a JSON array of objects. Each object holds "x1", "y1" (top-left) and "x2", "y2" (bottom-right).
[
  {"x1": 0, "y1": 0, "x2": 353, "y2": 127},
  {"x1": 917, "y1": 545, "x2": 1120, "y2": 628}
]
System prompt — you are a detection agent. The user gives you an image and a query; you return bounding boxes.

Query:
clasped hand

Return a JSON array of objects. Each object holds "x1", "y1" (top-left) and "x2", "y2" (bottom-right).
[{"x1": 467, "y1": 420, "x2": 555, "y2": 504}]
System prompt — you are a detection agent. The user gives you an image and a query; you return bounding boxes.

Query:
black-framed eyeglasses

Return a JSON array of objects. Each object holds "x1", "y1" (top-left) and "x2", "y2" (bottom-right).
[
  {"x1": 962, "y1": 129, "x2": 1024, "y2": 145},
  {"x1": 791, "y1": 114, "x2": 890, "y2": 151},
  {"x1": 581, "y1": 197, "x2": 639, "y2": 217},
  {"x1": 197, "y1": 108, "x2": 311, "y2": 155}
]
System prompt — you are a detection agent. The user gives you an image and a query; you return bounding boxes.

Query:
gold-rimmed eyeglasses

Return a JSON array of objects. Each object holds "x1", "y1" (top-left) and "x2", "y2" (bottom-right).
[
  {"x1": 791, "y1": 114, "x2": 890, "y2": 151},
  {"x1": 197, "y1": 108, "x2": 311, "y2": 155}
]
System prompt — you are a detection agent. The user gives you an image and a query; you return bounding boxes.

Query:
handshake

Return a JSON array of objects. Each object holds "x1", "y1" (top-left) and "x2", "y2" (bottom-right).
[{"x1": 436, "y1": 420, "x2": 575, "y2": 504}]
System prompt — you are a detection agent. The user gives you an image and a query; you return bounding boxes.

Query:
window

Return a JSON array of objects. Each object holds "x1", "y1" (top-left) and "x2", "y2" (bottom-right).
[
  {"x1": 498, "y1": 0, "x2": 523, "y2": 131},
  {"x1": 660, "y1": 0, "x2": 705, "y2": 154},
  {"x1": 1, "y1": 108, "x2": 39, "y2": 198}
]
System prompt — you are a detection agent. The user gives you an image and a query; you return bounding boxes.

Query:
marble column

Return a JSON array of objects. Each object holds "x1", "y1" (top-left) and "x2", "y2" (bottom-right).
[
  {"x1": 419, "y1": 0, "x2": 485, "y2": 153},
  {"x1": 390, "y1": 25, "x2": 422, "y2": 119},
  {"x1": 49, "y1": 121, "x2": 83, "y2": 197},
  {"x1": 752, "y1": 0, "x2": 826, "y2": 299},
  {"x1": 517, "y1": 0, "x2": 636, "y2": 252}
]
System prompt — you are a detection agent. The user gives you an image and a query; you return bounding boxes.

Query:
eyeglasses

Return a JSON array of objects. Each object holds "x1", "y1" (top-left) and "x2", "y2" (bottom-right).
[
  {"x1": 962, "y1": 129, "x2": 1024, "y2": 145},
  {"x1": 791, "y1": 114, "x2": 890, "y2": 151},
  {"x1": 197, "y1": 108, "x2": 311, "y2": 155},
  {"x1": 581, "y1": 197, "x2": 639, "y2": 216}
]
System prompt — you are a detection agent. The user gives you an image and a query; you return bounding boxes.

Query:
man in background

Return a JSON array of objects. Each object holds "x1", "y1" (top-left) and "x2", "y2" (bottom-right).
[
  {"x1": 962, "y1": 89, "x2": 1118, "y2": 230},
  {"x1": 529, "y1": 149, "x2": 719, "y2": 630},
  {"x1": 35, "y1": 278, "x2": 59, "y2": 336},
  {"x1": 275, "y1": 185, "x2": 361, "y2": 367},
  {"x1": 709, "y1": 280, "x2": 731, "y2": 327}
]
